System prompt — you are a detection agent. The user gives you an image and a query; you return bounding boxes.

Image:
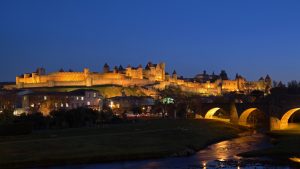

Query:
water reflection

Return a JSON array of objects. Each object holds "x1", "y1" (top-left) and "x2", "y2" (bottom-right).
[
  {"x1": 195, "y1": 133, "x2": 271, "y2": 162},
  {"x1": 48, "y1": 133, "x2": 291, "y2": 169}
]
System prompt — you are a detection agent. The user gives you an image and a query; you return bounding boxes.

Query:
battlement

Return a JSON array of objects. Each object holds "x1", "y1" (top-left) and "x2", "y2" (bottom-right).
[{"x1": 12, "y1": 62, "x2": 271, "y2": 96}]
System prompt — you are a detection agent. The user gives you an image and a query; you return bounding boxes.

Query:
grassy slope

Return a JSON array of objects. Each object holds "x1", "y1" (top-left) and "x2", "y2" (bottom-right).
[
  {"x1": 0, "y1": 119, "x2": 244, "y2": 168},
  {"x1": 28, "y1": 85, "x2": 146, "y2": 98},
  {"x1": 240, "y1": 130, "x2": 300, "y2": 158}
]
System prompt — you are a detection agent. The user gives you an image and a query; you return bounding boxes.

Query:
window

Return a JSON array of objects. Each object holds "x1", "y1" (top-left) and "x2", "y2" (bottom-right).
[
  {"x1": 61, "y1": 103, "x2": 64, "y2": 107},
  {"x1": 76, "y1": 97, "x2": 79, "y2": 100},
  {"x1": 81, "y1": 97, "x2": 84, "y2": 101},
  {"x1": 44, "y1": 96, "x2": 47, "y2": 100},
  {"x1": 55, "y1": 103, "x2": 58, "y2": 108},
  {"x1": 30, "y1": 104, "x2": 34, "y2": 108},
  {"x1": 87, "y1": 101, "x2": 90, "y2": 106},
  {"x1": 93, "y1": 93, "x2": 97, "y2": 98},
  {"x1": 66, "y1": 103, "x2": 69, "y2": 108}
]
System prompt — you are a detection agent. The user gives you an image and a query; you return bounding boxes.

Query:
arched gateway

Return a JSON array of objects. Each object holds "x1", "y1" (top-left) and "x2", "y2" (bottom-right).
[
  {"x1": 238, "y1": 108, "x2": 265, "y2": 127},
  {"x1": 204, "y1": 107, "x2": 229, "y2": 122},
  {"x1": 280, "y1": 108, "x2": 300, "y2": 129}
]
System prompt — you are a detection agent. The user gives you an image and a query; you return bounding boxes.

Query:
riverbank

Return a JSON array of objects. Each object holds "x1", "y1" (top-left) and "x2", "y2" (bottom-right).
[
  {"x1": 239, "y1": 130, "x2": 300, "y2": 164},
  {"x1": 0, "y1": 119, "x2": 245, "y2": 169}
]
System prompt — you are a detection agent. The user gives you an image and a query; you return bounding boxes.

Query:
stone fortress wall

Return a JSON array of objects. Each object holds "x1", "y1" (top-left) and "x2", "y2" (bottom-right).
[{"x1": 12, "y1": 62, "x2": 272, "y2": 96}]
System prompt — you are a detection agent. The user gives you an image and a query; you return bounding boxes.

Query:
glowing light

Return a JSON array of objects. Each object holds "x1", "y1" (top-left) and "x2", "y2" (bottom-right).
[
  {"x1": 162, "y1": 97, "x2": 174, "y2": 104},
  {"x1": 290, "y1": 157, "x2": 300, "y2": 163},
  {"x1": 109, "y1": 101, "x2": 114, "y2": 109},
  {"x1": 218, "y1": 158, "x2": 225, "y2": 162},
  {"x1": 204, "y1": 107, "x2": 221, "y2": 119},
  {"x1": 281, "y1": 108, "x2": 300, "y2": 129},
  {"x1": 202, "y1": 161, "x2": 207, "y2": 169}
]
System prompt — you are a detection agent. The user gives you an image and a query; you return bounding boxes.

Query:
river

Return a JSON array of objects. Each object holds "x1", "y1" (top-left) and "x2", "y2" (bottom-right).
[{"x1": 48, "y1": 132, "x2": 294, "y2": 169}]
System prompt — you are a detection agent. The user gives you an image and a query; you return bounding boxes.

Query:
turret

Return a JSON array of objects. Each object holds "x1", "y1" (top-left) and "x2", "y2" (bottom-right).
[
  {"x1": 36, "y1": 67, "x2": 45, "y2": 75},
  {"x1": 83, "y1": 68, "x2": 90, "y2": 74},
  {"x1": 172, "y1": 70, "x2": 177, "y2": 80},
  {"x1": 220, "y1": 70, "x2": 228, "y2": 80},
  {"x1": 165, "y1": 72, "x2": 170, "y2": 81},
  {"x1": 265, "y1": 74, "x2": 272, "y2": 93},
  {"x1": 113, "y1": 66, "x2": 118, "y2": 73},
  {"x1": 118, "y1": 65, "x2": 125, "y2": 72},
  {"x1": 145, "y1": 62, "x2": 152, "y2": 70},
  {"x1": 125, "y1": 65, "x2": 132, "y2": 77},
  {"x1": 103, "y1": 63, "x2": 110, "y2": 73},
  {"x1": 265, "y1": 74, "x2": 271, "y2": 83},
  {"x1": 235, "y1": 73, "x2": 239, "y2": 80},
  {"x1": 137, "y1": 64, "x2": 143, "y2": 79}
]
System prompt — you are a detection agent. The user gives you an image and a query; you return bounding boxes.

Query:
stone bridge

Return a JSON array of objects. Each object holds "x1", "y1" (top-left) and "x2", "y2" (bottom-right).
[{"x1": 197, "y1": 99, "x2": 300, "y2": 131}]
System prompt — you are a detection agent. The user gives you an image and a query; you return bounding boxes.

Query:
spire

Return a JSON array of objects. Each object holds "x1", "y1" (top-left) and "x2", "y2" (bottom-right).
[
  {"x1": 118, "y1": 65, "x2": 124, "y2": 71},
  {"x1": 113, "y1": 66, "x2": 118, "y2": 73},
  {"x1": 235, "y1": 73, "x2": 239, "y2": 79},
  {"x1": 103, "y1": 63, "x2": 110, "y2": 73},
  {"x1": 104, "y1": 63, "x2": 109, "y2": 68},
  {"x1": 172, "y1": 70, "x2": 177, "y2": 79}
]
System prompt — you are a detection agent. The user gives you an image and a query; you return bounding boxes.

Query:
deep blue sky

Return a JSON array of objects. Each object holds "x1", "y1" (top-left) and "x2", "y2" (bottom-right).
[{"x1": 1, "y1": 0, "x2": 300, "y2": 82}]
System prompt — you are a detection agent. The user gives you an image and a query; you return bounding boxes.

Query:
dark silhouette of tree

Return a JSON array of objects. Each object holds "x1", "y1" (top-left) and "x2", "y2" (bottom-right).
[
  {"x1": 17, "y1": 112, "x2": 49, "y2": 129},
  {"x1": 0, "y1": 109, "x2": 14, "y2": 125},
  {"x1": 50, "y1": 108, "x2": 98, "y2": 128},
  {"x1": 250, "y1": 90, "x2": 265, "y2": 101}
]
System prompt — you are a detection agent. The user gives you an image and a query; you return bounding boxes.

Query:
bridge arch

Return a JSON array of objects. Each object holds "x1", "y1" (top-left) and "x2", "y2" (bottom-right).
[
  {"x1": 238, "y1": 108, "x2": 265, "y2": 127},
  {"x1": 204, "y1": 107, "x2": 229, "y2": 121},
  {"x1": 280, "y1": 108, "x2": 300, "y2": 129}
]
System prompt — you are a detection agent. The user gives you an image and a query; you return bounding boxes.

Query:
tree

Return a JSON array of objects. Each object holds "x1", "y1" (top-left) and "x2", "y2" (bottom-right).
[
  {"x1": 250, "y1": 90, "x2": 265, "y2": 101},
  {"x1": 0, "y1": 109, "x2": 14, "y2": 125},
  {"x1": 50, "y1": 108, "x2": 98, "y2": 128}
]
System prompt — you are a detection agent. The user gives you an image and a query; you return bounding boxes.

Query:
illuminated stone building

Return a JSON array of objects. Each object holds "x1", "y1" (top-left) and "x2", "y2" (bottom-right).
[
  {"x1": 8, "y1": 62, "x2": 272, "y2": 96},
  {"x1": 106, "y1": 96, "x2": 155, "y2": 115},
  {"x1": 21, "y1": 89, "x2": 103, "y2": 115}
]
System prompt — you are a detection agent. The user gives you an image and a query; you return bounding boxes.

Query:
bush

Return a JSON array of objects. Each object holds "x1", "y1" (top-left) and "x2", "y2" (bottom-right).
[
  {"x1": 50, "y1": 108, "x2": 98, "y2": 128},
  {"x1": 0, "y1": 122, "x2": 32, "y2": 136}
]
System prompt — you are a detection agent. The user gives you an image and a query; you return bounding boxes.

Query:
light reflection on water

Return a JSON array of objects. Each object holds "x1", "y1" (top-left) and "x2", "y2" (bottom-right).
[{"x1": 48, "y1": 133, "x2": 293, "y2": 169}]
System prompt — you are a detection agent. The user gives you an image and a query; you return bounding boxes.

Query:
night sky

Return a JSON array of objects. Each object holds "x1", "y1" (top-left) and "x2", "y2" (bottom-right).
[{"x1": 1, "y1": 0, "x2": 300, "y2": 82}]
